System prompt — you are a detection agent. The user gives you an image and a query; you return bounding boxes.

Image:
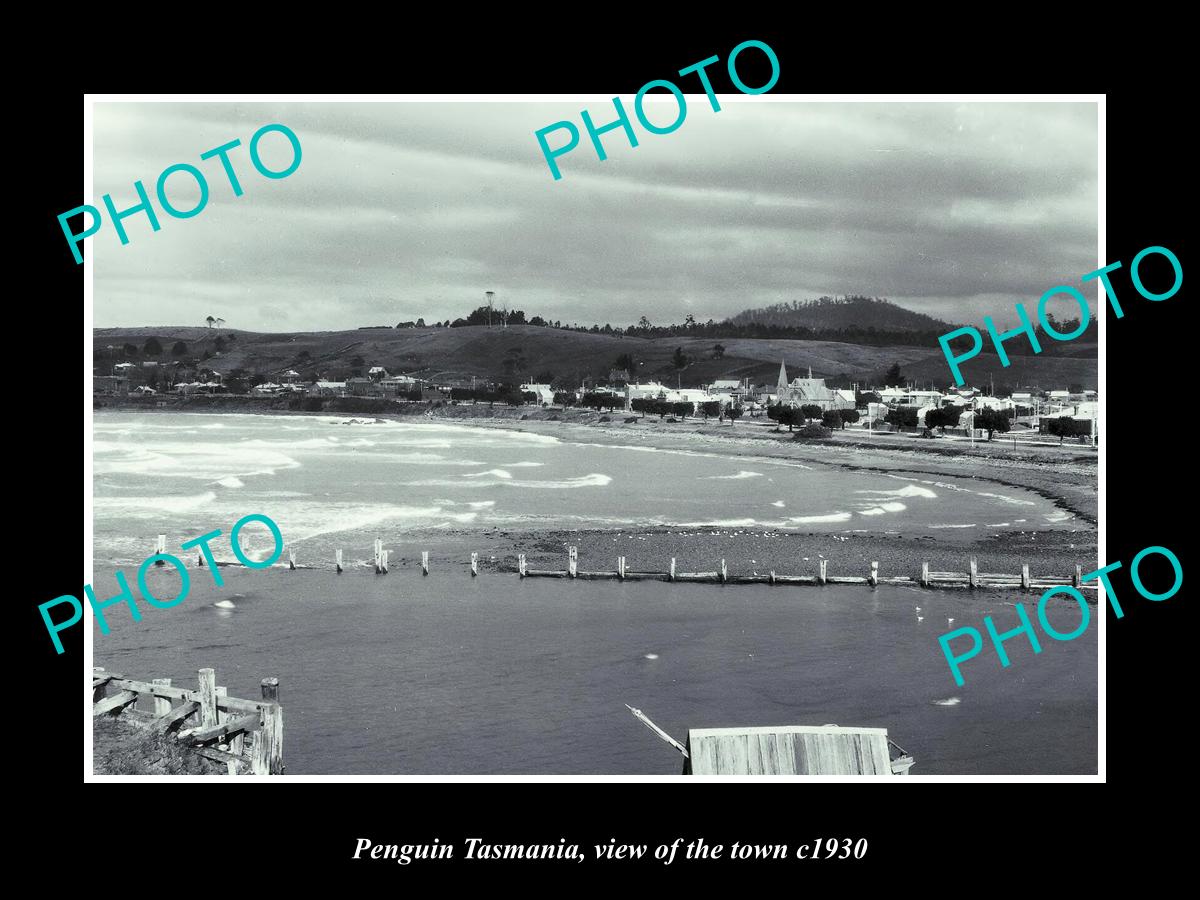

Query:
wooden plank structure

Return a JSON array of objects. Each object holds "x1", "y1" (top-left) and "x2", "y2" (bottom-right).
[
  {"x1": 627, "y1": 706, "x2": 915, "y2": 775},
  {"x1": 516, "y1": 548, "x2": 1096, "y2": 593},
  {"x1": 92, "y1": 666, "x2": 283, "y2": 775},
  {"x1": 684, "y1": 725, "x2": 914, "y2": 776},
  {"x1": 159, "y1": 532, "x2": 1095, "y2": 594}
]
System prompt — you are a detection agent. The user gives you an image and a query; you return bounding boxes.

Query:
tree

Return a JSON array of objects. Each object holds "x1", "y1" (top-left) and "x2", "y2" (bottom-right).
[
  {"x1": 534, "y1": 370, "x2": 555, "y2": 384},
  {"x1": 143, "y1": 337, "x2": 163, "y2": 356},
  {"x1": 856, "y1": 389, "x2": 880, "y2": 409},
  {"x1": 637, "y1": 316, "x2": 652, "y2": 331},
  {"x1": 700, "y1": 400, "x2": 721, "y2": 419},
  {"x1": 215, "y1": 318, "x2": 226, "y2": 329},
  {"x1": 822, "y1": 410, "x2": 842, "y2": 429},
  {"x1": 614, "y1": 352, "x2": 635, "y2": 373},
  {"x1": 924, "y1": 406, "x2": 962, "y2": 434},
  {"x1": 885, "y1": 407, "x2": 919, "y2": 429},
  {"x1": 712, "y1": 343, "x2": 725, "y2": 359},
  {"x1": 672, "y1": 347, "x2": 689, "y2": 370},
  {"x1": 974, "y1": 407, "x2": 1011, "y2": 441},
  {"x1": 884, "y1": 362, "x2": 904, "y2": 385},
  {"x1": 416, "y1": 318, "x2": 426, "y2": 327},
  {"x1": 205, "y1": 316, "x2": 216, "y2": 328},
  {"x1": 725, "y1": 405, "x2": 743, "y2": 425},
  {"x1": 671, "y1": 401, "x2": 692, "y2": 418},
  {"x1": 171, "y1": 340, "x2": 188, "y2": 356},
  {"x1": 768, "y1": 404, "x2": 797, "y2": 431},
  {"x1": 838, "y1": 408, "x2": 860, "y2": 429},
  {"x1": 800, "y1": 404, "x2": 822, "y2": 423},
  {"x1": 123, "y1": 343, "x2": 138, "y2": 357}
]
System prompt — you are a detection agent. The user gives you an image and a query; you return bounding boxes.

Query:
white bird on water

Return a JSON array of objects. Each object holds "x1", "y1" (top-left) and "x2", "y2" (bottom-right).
[
  {"x1": 915, "y1": 606, "x2": 922, "y2": 612},
  {"x1": 947, "y1": 617, "x2": 955, "y2": 625},
  {"x1": 917, "y1": 616, "x2": 924, "y2": 622}
]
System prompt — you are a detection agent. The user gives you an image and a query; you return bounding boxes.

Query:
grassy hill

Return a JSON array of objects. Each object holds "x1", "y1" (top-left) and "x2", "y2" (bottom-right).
[
  {"x1": 727, "y1": 296, "x2": 957, "y2": 333},
  {"x1": 93, "y1": 324, "x2": 1097, "y2": 391}
]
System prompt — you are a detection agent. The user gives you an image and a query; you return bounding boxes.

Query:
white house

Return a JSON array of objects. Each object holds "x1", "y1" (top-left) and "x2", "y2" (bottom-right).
[{"x1": 520, "y1": 383, "x2": 556, "y2": 405}]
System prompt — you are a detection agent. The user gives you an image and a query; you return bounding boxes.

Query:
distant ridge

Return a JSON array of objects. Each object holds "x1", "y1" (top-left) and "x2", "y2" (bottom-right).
[{"x1": 726, "y1": 296, "x2": 957, "y2": 334}]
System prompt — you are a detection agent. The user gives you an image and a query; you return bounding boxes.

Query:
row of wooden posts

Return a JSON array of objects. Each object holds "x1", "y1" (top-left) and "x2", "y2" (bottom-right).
[
  {"x1": 158, "y1": 532, "x2": 1095, "y2": 593},
  {"x1": 92, "y1": 666, "x2": 283, "y2": 775}
]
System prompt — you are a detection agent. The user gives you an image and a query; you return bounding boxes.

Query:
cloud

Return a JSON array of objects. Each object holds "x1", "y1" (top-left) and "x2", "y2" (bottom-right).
[{"x1": 92, "y1": 100, "x2": 1098, "y2": 330}]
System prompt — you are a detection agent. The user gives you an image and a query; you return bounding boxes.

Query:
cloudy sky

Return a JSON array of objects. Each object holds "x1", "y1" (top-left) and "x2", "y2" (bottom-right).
[{"x1": 92, "y1": 100, "x2": 1098, "y2": 331}]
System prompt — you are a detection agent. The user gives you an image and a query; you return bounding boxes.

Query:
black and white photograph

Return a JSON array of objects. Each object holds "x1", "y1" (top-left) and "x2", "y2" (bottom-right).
[{"x1": 81, "y1": 95, "x2": 1102, "y2": 779}]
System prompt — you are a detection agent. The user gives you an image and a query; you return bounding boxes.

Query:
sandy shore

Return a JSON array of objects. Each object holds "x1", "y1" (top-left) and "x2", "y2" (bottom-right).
[
  {"x1": 99, "y1": 401, "x2": 1099, "y2": 583},
  {"x1": 380, "y1": 407, "x2": 1098, "y2": 581}
]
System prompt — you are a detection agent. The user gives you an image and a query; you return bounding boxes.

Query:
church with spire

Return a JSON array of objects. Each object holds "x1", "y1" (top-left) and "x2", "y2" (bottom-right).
[{"x1": 773, "y1": 359, "x2": 855, "y2": 411}]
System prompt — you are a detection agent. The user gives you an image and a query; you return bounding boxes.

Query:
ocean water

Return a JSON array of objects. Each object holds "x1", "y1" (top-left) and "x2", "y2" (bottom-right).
[
  {"x1": 94, "y1": 568, "x2": 1097, "y2": 775},
  {"x1": 93, "y1": 412, "x2": 1074, "y2": 567},
  {"x1": 90, "y1": 412, "x2": 1096, "y2": 775}
]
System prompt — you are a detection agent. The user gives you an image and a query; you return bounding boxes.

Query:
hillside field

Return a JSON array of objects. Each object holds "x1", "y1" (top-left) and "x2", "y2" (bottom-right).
[{"x1": 93, "y1": 324, "x2": 1098, "y2": 391}]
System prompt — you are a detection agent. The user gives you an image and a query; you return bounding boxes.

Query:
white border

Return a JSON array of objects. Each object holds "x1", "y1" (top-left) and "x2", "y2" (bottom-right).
[{"x1": 83, "y1": 92, "x2": 1106, "y2": 783}]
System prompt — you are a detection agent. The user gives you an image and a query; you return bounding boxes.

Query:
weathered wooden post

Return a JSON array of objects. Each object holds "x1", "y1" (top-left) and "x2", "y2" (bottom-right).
[
  {"x1": 869, "y1": 561, "x2": 879, "y2": 587},
  {"x1": 768, "y1": 570, "x2": 776, "y2": 585},
  {"x1": 373, "y1": 539, "x2": 382, "y2": 574},
  {"x1": 93, "y1": 667, "x2": 107, "y2": 703},
  {"x1": 1073, "y1": 564, "x2": 1082, "y2": 588},
  {"x1": 470, "y1": 552, "x2": 479, "y2": 577},
  {"x1": 381, "y1": 549, "x2": 389, "y2": 574},
  {"x1": 568, "y1": 546, "x2": 578, "y2": 579},
  {"x1": 198, "y1": 667, "x2": 218, "y2": 729},
  {"x1": 335, "y1": 549, "x2": 343, "y2": 574},
  {"x1": 152, "y1": 677, "x2": 172, "y2": 716},
  {"x1": 215, "y1": 685, "x2": 239, "y2": 775},
  {"x1": 1021, "y1": 564, "x2": 1031, "y2": 590},
  {"x1": 155, "y1": 534, "x2": 167, "y2": 565},
  {"x1": 257, "y1": 677, "x2": 282, "y2": 775},
  {"x1": 288, "y1": 549, "x2": 296, "y2": 571},
  {"x1": 518, "y1": 553, "x2": 527, "y2": 577},
  {"x1": 197, "y1": 549, "x2": 206, "y2": 567},
  {"x1": 720, "y1": 559, "x2": 727, "y2": 584},
  {"x1": 969, "y1": 557, "x2": 978, "y2": 589},
  {"x1": 669, "y1": 558, "x2": 676, "y2": 581},
  {"x1": 421, "y1": 551, "x2": 430, "y2": 575},
  {"x1": 618, "y1": 556, "x2": 626, "y2": 580},
  {"x1": 818, "y1": 559, "x2": 828, "y2": 585},
  {"x1": 920, "y1": 561, "x2": 930, "y2": 588}
]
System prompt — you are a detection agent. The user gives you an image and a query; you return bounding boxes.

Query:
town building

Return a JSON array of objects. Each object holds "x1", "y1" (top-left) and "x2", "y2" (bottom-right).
[{"x1": 774, "y1": 361, "x2": 854, "y2": 411}]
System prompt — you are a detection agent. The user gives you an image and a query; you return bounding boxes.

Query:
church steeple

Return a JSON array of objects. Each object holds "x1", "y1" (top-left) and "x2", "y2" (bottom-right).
[{"x1": 777, "y1": 359, "x2": 788, "y2": 395}]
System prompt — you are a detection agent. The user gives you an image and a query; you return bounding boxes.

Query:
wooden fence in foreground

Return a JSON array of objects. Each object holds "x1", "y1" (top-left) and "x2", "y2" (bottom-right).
[{"x1": 92, "y1": 667, "x2": 283, "y2": 775}]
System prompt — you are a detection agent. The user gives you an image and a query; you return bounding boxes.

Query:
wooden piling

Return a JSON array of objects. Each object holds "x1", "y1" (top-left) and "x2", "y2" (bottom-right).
[
  {"x1": 1021, "y1": 564, "x2": 1030, "y2": 590},
  {"x1": 618, "y1": 556, "x2": 626, "y2": 580},
  {"x1": 669, "y1": 558, "x2": 676, "y2": 582},
  {"x1": 253, "y1": 702, "x2": 283, "y2": 775},
  {"x1": 335, "y1": 549, "x2": 343, "y2": 574},
  {"x1": 471, "y1": 552, "x2": 479, "y2": 577},
  {"x1": 518, "y1": 553, "x2": 527, "y2": 577},
  {"x1": 969, "y1": 557, "x2": 978, "y2": 589},
  {"x1": 261, "y1": 677, "x2": 280, "y2": 703},
  {"x1": 155, "y1": 534, "x2": 166, "y2": 565},
  {"x1": 769, "y1": 570, "x2": 776, "y2": 585},
  {"x1": 568, "y1": 546, "x2": 578, "y2": 579},
  {"x1": 152, "y1": 677, "x2": 172, "y2": 716},
  {"x1": 920, "y1": 561, "x2": 930, "y2": 588},
  {"x1": 288, "y1": 549, "x2": 296, "y2": 571},
  {"x1": 720, "y1": 559, "x2": 727, "y2": 584},
  {"x1": 1073, "y1": 564, "x2": 1082, "y2": 588},
  {"x1": 381, "y1": 550, "x2": 389, "y2": 574},
  {"x1": 197, "y1": 550, "x2": 205, "y2": 567},
  {"x1": 869, "y1": 561, "x2": 879, "y2": 587},
  {"x1": 421, "y1": 550, "x2": 430, "y2": 576},
  {"x1": 818, "y1": 559, "x2": 827, "y2": 585},
  {"x1": 197, "y1": 668, "x2": 217, "y2": 729}
]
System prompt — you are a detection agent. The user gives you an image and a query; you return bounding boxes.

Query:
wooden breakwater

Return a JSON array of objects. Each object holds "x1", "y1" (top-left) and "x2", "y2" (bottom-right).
[
  {"x1": 154, "y1": 535, "x2": 1098, "y2": 594},
  {"x1": 92, "y1": 666, "x2": 283, "y2": 775}
]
